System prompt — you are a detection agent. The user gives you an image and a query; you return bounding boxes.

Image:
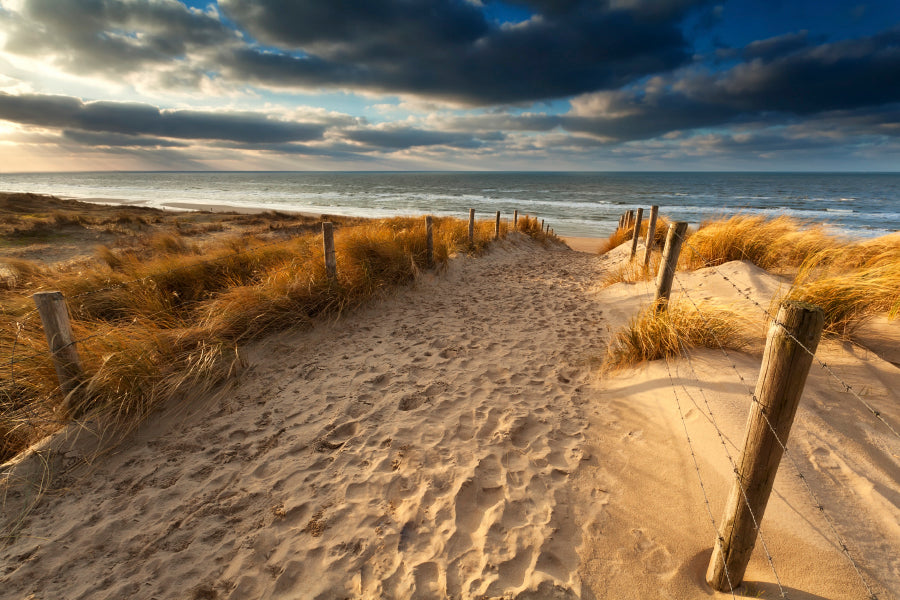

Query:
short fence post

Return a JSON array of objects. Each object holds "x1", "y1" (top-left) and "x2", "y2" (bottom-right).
[
  {"x1": 643, "y1": 205, "x2": 659, "y2": 268},
  {"x1": 541, "y1": 218, "x2": 545, "y2": 232},
  {"x1": 514, "y1": 209, "x2": 518, "y2": 229},
  {"x1": 628, "y1": 210, "x2": 636, "y2": 230},
  {"x1": 706, "y1": 300, "x2": 825, "y2": 591},
  {"x1": 618, "y1": 214, "x2": 624, "y2": 230},
  {"x1": 322, "y1": 222, "x2": 337, "y2": 281},
  {"x1": 425, "y1": 215, "x2": 434, "y2": 268},
  {"x1": 33, "y1": 291, "x2": 84, "y2": 401},
  {"x1": 654, "y1": 221, "x2": 688, "y2": 311},
  {"x1": 468, "y1": 208, "x2": 475, "y2": 245},
  {"x1": 629, "y1": 207, "x2": 644, "y2": 259},
  {"x1": 495, "y1": 211, "x2": 501, "y2": 240}
]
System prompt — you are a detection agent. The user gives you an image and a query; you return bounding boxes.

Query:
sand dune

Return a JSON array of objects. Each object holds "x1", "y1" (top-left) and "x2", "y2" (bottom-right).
[{"x1": 1, "y1": 236, "x2": 898, "y2": 599}]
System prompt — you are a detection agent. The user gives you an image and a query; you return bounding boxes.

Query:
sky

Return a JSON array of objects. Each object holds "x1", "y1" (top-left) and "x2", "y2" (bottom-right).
[{"x1": 0, "y1": 0, "x2": 899, "y2": 172}]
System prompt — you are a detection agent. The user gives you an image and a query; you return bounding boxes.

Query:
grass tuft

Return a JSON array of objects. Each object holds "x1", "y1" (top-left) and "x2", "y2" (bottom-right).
[
  {"x1": 785, "y1": 239, "x2": 900, "y2": 336},
  {"x1": 681, "y1": 215, "x2": 838, "y2": 271},
  {"x1": 604, "y1": 301, "x2": 748, "y2": 370}
]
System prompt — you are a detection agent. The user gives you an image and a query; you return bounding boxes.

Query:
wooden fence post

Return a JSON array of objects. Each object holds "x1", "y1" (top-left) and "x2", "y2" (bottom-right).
[
  {"x1": 541, "y1": 218, "x2": 545, "y2": 232},
  {"x1": 706, "y1": 300, "x2": 825, "y2": 591},
  {"x1": 654, "y1": 221, "x2": 688, "y2": 310},
  {"x1": 514, "y1": 209, "x2": 518, "y2": 229},
  {"x1": 495, "y1": 211, "x2": 501, "y2": 240},
  {"x1": 33, "y1": 291, "x2": 84, "y2": 402},
  {"x1": 629, "y1": 207, "x2": 644, "y2": 259},
  {"x1": 643, "y1": 205, "x2": 659, "y2": 268},
  {"x1": 322, "y1": 222, "x2": 337, "y2": 281},
  {"x1": 425, "y1": 215, "x2": 434, "y2": 268},
  {"x1": 468, "y1": 209, "x2": 475, "y2": 245}
]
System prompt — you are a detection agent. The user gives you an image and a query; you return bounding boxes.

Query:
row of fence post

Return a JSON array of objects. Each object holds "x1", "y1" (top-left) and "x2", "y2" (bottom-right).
[{"x1": 618, "y1": 204, "x2": 825, "y2": 593}]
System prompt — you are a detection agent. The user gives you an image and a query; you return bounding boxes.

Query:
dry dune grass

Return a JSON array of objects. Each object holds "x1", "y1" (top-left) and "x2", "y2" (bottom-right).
[
  {"x1": 680, "y1": 215, "x2": 899, "y2": 335},
  {"x1": 601, "y1": 214, "x2": 898, "y2": 365},
  {"x1": 680, "y1": 215, "x2": 838, "y2": 271},
  {"x1": 0, "y1": 215, "x2": 529, "y2": 463},
  {"x1": 604, "y1": 300, "x2": 747, "y2": 369},
  {"x1": 786, "y1": 237, "x2": 900, "y2": 336}
]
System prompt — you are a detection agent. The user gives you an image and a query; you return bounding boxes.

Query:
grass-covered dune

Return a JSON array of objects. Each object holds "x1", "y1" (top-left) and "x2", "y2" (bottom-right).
[
  {"x1": 0, "y1": 195, "x2": 554, "y2": 463},
  {"x1": 601, "y1": 214, "x2": 899, "y2": 366}
]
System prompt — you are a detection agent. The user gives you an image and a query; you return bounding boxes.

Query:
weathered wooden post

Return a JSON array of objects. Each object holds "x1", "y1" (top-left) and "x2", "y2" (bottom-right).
[
  {"x1": 628, "y1": 210, "x2": 636, "y2": 230},
  {"x1": 541, "y1": 218, "x2": 545, "y2": 232},
  {"x1": 495, "y1": 211, "x2": 501, "y2": 240},
  {"x1": 468, "y1": 209, "x2": 475, "y2": 245},
  {"x1": 643, "y1": 205, "x2": 659, "y2": 268},
  {"x1": 706, "y1": 300, "x2": 825, "y2": 591},
  {"x1": 33, "y1": 292, "x2": 84, "y2": 401},
  {"x1": 654, "y1": 221, "x2": 688, "y2": 311},
  {"x1": 629, "y1": 207, "x2": 644, "y2": 259},
  {"x1": 322, "y1": 221, "x2": 337, "y2": 281},
  {"x1": 514, "y1": 209, "x2": 518, "y2": 229},
  {"x1": 425, "y1": 215, "x2": 434, "y2": 268}
]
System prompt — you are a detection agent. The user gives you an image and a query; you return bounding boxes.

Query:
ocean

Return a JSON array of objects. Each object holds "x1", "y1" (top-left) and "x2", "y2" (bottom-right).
[{"x1": 1, "y1": 171, "x2": 898, "y2": 239}]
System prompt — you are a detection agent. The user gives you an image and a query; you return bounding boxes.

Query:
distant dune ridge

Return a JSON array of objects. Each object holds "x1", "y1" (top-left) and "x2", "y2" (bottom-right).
[{"x1": 1, "y1": 198, "x2": 898, "y2": 599}]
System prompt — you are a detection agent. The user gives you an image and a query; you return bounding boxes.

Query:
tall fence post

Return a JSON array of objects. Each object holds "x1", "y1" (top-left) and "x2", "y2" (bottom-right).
[
  {"x1": 322, "y1": 221, "x2": 337, "y2": 281},
  {"x1": 468, "y1": 208, "x2": 475, "y2": 245},
  {"x1": 643, "y1": 205, "x2": 659, "y2": 268},
  {"x1": 654, "y1": 221, "x2": 688, "y2": 310},
  {"x1": 495, "y1": 211, "x2": 501, "y2": 240},
  {"x1": 629, "y1": 207, "x2": 644, "y2": 259},
  {"x1": 425, "y1": 215, "x2": 434, "y2": 268},
  {"x1": 706, "y1": 300, "x2": 825, "y2": 591},
  {"x1": 33, "y1": 291, "x2": 84, "y2": 404},
  {"x1": 514, "y1": 209, "x2": 518, "y2": 229}
]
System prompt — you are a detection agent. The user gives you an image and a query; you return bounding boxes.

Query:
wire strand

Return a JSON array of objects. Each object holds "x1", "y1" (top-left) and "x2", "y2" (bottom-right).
[{"x1": 679, "y1": 237, "x2": 900, "y2": 443}]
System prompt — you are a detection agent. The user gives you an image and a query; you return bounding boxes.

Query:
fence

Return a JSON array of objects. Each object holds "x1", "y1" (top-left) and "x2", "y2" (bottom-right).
[{"x1": 612, "y1": 207, "x2": 889, "y2": 598}]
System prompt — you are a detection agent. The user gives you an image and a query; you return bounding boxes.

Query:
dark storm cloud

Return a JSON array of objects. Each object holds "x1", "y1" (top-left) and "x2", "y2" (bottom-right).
[
  {"x1": 0, "y1": 93, "x2": 326, "y2": 143},
  {"x1": 218, "y1": 0, "x2": 701, "y2": 104},
  {"x1": 740, "y1": 31, "x2": 821, "y2": 61},
  {"x1": 559, "y1": 28, "x2": 900, "y2": 142},
  {"x1": 341, "y1": 127, "x2": 503, "y2": 150},
  {"x1": 62, "y1": 130, "x2": 189, "y2": 148},
  {"x1": 697, "y1": 28, "x2": 900, "y2": 114},
  {"x1": 1, "y1": 0, "x2": 235, "y2": 76}
]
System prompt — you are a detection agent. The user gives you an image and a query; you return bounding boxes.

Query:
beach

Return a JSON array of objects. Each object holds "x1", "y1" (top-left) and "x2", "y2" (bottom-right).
[{"x1": 1, "y1": 197, "x2": 898, "y2": 599}]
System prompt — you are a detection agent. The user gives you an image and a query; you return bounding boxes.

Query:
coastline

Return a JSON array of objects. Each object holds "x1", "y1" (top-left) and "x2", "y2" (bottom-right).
[{"x1": 75, "y1": 196, "x2": 610, "y2": 252}]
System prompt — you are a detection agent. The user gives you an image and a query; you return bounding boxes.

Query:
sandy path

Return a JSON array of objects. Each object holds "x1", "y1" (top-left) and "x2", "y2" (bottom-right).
[{"x1": 2, "y1": 236, "x2": 898, "y2": 600}]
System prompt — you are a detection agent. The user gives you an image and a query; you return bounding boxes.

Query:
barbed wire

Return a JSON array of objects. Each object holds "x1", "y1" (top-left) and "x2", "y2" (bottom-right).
[
  {"x1": 662, "y1": 355, "x2": 738, "y2": 598},
  {"x1": 666, "y1": 344, "x2": 788, "y2": 597},
  {"x1": 669, "y1": 269, "x2": 879, "y2": 599},
  {"x1": 8, "y1": 308, "x2": 38, "y2": 385},
  {"x1": 677, "y1": 235, "x2": 900, "y2": 443}
]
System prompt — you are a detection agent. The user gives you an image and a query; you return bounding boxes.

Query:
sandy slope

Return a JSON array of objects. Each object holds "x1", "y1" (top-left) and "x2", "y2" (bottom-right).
[{"x1": 1, "y1": 236, "x2": 898, "y2": 599}]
